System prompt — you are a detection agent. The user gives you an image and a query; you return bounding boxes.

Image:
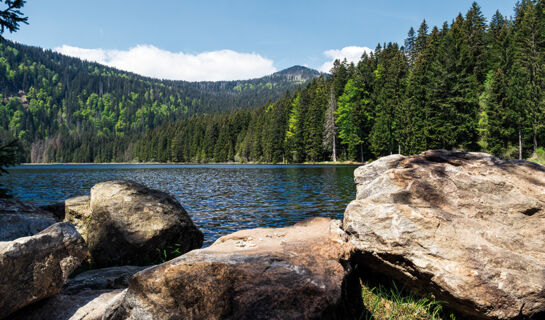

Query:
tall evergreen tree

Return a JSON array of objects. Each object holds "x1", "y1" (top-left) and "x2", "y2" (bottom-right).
[
  {"x1": 405, "y1": 27, "x2": 417, "y2": 69},
  {"x1": 415, "y1": 20, "x2": 429, "y2": 54},
  {"x1": 512, "y1": 0, "x2": 545, "y2": 153},
  {"x1": 370, "y1": 43, "x2": 408, "y2": 156}
]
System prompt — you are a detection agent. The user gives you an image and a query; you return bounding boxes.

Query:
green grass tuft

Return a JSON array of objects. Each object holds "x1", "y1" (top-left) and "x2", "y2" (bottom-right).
[
  {"x1": 360, "y1": 280, "x2": 456, "y2": 320},
  {"x1": 528, "y1": 147, "x2": 545, "y2": 165}
]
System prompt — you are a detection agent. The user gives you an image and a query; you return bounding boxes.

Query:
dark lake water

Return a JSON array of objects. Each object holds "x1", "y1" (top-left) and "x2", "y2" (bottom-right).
[{"x1": 2, "y1": 164, "x2": 358, "y2": 245}]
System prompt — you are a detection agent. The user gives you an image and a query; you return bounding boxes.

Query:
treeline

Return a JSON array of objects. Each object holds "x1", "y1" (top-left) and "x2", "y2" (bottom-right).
[
  {"x1": 0, "y1": 39, "x2": 318, "y2": 162},
  {"x1": 71, "y1": 0, "x2": 544, "y2": 164},
  {"x1": 8, "y1": 0, "x2": 545, "y2": 163}
]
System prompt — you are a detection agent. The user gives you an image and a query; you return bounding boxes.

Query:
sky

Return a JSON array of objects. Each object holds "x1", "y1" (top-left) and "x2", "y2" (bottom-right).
[{"x1": 6, "y1": 0, "x2": 517, "y2": 81}]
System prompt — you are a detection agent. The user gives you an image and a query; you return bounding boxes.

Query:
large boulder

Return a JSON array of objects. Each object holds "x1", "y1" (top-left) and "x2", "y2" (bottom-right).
[
  {"x1": 0, "y1": 198, "x2": 56, "y2": 241},
  {"x1": 64, "y1": 195, "x2": 92, "y2": 242},
  {"x1": 104, "y1": 217, "x2": 361, "y2": 320},
  {"x1": 343, "y1": 150, "x2": 545, "y2": 319},
  {"x1": 0, "y1": 222, "x2": 88, "y2": 319},
  {"x1": 12, "y1": 266, "x2": 145, "y2": 320},
  {"x1": 86, "y1": 180, "x2": 203, "y2": 267}
]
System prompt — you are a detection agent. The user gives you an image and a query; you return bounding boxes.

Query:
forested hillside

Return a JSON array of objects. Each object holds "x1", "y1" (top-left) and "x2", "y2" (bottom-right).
[
  {"x1": 77, "y1": 0, "x2": 544, "y2": 164},
  {"x1": 0, "y1": 40, "x2": 319, "y2": 162},
  {"x1": 4, "y1": 1, "x2": 545, "y2": 164}
]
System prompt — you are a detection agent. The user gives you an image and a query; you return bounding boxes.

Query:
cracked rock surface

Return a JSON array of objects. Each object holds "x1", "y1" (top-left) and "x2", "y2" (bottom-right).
[
  {"x1": 344, "y1": 150, "x2": 545, "y2": 319},
  {"x1": 0, "y1": 222, "x2": 88, "y2": 319},
  {"x1": 104, "y1": 217, "x2": 360, "y2": 320}
]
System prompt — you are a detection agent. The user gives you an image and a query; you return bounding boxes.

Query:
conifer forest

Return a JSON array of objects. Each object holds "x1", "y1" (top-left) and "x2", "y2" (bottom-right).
[{"x1": 1, "y1": 1, "x2": 545, "y2": 163}]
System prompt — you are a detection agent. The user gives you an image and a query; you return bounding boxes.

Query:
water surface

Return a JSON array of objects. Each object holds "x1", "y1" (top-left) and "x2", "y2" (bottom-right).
[{"x1": 3, "y1": 164, "x2": 357, "y2": 245}]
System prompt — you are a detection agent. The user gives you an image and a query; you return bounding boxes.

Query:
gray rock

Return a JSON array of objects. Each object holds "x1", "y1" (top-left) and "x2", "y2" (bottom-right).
[
  {"x1": 87, "y1": 180, "x2": 203, "y2": 267},
  {"x1": 0, "y1": 222, "x2": 88, "y2": 319},
  {"x1": 0, "y1": 198, "x2": 56, "y2": 241},
  {"x1": 344, "y1": 150, "x2": 545, "y2": 319},
  {"x1": 104, "y1": 218, "x2": 360, "y2": 320},
  {"x1": 11, "y1": 266, "x2": 144, "y2": 320}
]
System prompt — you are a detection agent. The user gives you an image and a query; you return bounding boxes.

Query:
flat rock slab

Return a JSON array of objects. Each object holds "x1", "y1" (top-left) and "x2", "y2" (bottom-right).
[
  {"x1": 0, "y1": 222, "x2": 88, "y2": 319},
  {"x1": 104, "y1": 217, "x2": 360, "y2": 320},
  {"x1": 344, "y1": 150, "x2": 545, "y2": 319},
  {"x1": 12, "y1": 266, "x2": 145, "y2": 320},
  {"x1": 0, "y1": 198, "x2": 56, "y2": 241}
]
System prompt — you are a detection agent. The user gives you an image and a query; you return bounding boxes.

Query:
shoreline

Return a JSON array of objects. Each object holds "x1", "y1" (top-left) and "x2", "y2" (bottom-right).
[{"x1": 17, "y1": 161, "x2": 363, "y2": 166}]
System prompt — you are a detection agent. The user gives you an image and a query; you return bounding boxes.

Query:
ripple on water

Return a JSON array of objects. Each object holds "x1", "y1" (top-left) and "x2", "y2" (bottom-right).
[{"x1": 3, "y1": 164, "x2": 357, "y2": 246}]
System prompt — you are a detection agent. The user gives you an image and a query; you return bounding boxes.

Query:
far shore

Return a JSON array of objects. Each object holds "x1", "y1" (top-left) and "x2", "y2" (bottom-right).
[{"x1": 18, "y1": 161, "x2": 363, "y2": 166}]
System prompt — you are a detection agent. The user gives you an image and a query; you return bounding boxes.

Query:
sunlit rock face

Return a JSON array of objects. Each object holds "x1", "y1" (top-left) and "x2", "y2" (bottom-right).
[
  {"x1": 104, "y1": 217, "x2": 361, "y2": 320},
  {"x1": 344, "y1": 150, "x2": 545, "y2": 319},
  {"x1": 81, "y1": 180, "x2": 203, "y2": 267}
]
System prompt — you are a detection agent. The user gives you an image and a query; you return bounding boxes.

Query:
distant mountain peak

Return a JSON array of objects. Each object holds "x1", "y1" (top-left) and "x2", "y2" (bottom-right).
[
  {"x1": 268, "y1": 66, "x2": 321, "y2": 83},
  {"x1": 273, "y1": 65, "x2": 320, "y2": 76}
]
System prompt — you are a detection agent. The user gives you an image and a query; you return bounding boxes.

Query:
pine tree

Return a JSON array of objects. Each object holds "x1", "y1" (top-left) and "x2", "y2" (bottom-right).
[
  {"x1": 0, "y1": 0, "x2": 28, "y2": 38},
  {"x1": 405, "y1": 27, "x2": 417, "y2": 69},
  {"x1": 415, "y1": 20, "x2": 429, "y2": 54},
  {"x1": 370, "y1": 43, "x2": 408, "y2": 157},
  {"x1": 486, "y1": 69, "x2": 519, "y2": 157},
  {"x1": 512, "y1": 0, "x2": 545, "y2": 153}
]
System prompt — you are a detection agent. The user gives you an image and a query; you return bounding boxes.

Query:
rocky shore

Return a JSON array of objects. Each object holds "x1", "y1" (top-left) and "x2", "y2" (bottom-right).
[{"x1": 1, "y1": 150, "x2": 544, "y2": 319}]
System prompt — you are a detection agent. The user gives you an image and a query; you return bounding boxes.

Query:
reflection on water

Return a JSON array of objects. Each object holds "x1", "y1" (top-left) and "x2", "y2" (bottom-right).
[{"x1": 3, "y1": 164, "x2": 357, "y2": 245}]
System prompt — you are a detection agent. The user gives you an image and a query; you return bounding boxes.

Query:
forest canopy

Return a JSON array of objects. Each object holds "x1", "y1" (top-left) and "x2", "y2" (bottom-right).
[{"x1": 1, "y1": 1, "x2": 545, "y2": 163}]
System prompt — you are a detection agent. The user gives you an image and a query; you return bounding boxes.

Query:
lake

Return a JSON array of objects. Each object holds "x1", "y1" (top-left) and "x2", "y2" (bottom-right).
[{"x1": 2, "y1": 164, "x2": 358, "y2": 245}]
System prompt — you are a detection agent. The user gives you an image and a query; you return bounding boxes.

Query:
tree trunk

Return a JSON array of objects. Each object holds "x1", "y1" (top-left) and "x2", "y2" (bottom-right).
[
  {"x1": 533, "y1": 124, "x2": 538, "y2": 153},
  {"x1": 519, "y1": 125, "x2": 523, "y2": 160},
  {"x1": 360, "y1": 144, "x2": 364, "y2": 163},
  {"x1": 332, "y1": 136, "x2": 336, "y2": 162}
]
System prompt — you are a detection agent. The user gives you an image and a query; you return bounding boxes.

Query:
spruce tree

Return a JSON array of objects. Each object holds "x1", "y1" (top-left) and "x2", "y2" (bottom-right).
[
  {"x1": 512, "y1": 0, "x2": 545, "y2": 153},
  {"x1": 405, "y1": 27, "x2": 417, "y2": 69}
]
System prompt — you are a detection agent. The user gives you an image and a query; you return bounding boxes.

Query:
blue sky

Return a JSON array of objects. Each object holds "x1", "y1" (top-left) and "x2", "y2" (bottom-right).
[{"x1": 7, "y1": 0, "x2": 517, "y2": 81}]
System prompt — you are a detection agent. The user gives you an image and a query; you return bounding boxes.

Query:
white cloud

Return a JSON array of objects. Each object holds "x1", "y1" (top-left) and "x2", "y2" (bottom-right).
[
  {"x1": 54, "y1": 44, "x2": 277, "y2": 81},
  {"x1": 319, "y1": 46, "x2": 373, "y2": 73}
]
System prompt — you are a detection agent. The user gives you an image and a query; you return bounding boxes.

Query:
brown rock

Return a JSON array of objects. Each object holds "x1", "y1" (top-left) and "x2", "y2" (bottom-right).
[
  {"x1": 11, "y1": 266, "x2": 145, "y2": 320},
  {"x1": 104, "y1": 217, "x2": 360, "y2": 320},
  {"x1": 0, "y1": 198, "x2": 57, "y2": 241},
  {"x1": 343, "y1": 150, "x2": 545, "y2": 319},
  {"x1": 0, "y1": 222, "x2": 88, "y2": 319},
  {"x1": 86, "y1": 180, "x2": 203, "y2": 267}
]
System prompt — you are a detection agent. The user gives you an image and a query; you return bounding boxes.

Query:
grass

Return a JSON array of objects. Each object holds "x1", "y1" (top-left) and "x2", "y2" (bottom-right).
[
  {"x1": 360, "y1": 280, "x2": 456, "y2": 320},
  {"x1": 528, "y1": 147, "x2": 545, "y2": 165},
  {"x1": 158, "y1": 243, "x2": 184, "y2": 263}
]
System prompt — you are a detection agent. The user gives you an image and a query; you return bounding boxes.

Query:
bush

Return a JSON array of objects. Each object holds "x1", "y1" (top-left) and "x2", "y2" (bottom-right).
[{"x1": 502, "y1": 144, "x2": 519, "y2": 160}]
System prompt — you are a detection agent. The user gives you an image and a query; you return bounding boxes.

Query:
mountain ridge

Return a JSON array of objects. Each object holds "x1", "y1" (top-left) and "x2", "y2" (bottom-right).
[{"x1": 0, "y1": 40, "x2": 322, "y2": 161}]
